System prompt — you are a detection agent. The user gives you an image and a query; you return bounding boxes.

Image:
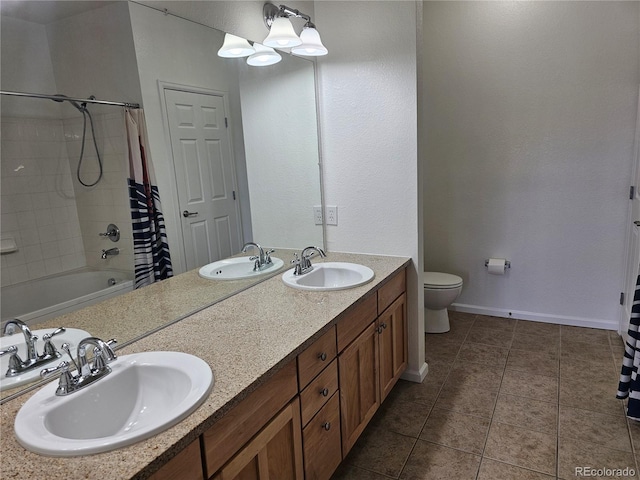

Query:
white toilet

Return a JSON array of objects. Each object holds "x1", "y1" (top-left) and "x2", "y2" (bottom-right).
[{"x1": 424, "y1": 272, "x2": 463, "y2": 333}]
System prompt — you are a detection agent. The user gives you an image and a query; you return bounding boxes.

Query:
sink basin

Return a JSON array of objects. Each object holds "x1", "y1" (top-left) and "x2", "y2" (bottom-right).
[
  {"x1": 199, "y1": 256, "x2": 284, "y2": 280},
  {"x1": 282, "y1": 262, "x2": 375, "y2": 291},
  {"x1": 0, "y1": 327, "x2": 91, "y2": 391},
  {"x1": 14, "y1": 351, "x2": 213, "y2": 456}
]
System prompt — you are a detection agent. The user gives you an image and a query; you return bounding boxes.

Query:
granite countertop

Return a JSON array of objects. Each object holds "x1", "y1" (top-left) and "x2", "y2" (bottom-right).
[
  {"x1": 0, "y1": 249, "x2": 298, "y2": 400},
  {"x1": 0, "y1": 252, "x2": 410, "y2": 480}
]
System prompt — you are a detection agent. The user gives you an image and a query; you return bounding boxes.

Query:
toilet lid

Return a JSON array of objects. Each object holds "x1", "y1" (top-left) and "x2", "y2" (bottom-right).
[{"x1": 424, "y1": 272, "x2": 463, "y2": 289}]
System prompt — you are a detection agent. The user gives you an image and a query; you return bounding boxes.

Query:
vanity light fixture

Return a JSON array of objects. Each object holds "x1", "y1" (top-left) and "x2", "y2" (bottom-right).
[
  {"x1": 291, "y1": 23, "x2": 328, "y2": 56},
  {"x1": 262, "y1": 3, "x2": 328, "y2": 56},
  {"x1": 263, "y1": 15, "x2": 301, "y2": 48},
  {"x1": 247, "y1": 43, "x2": 282, "y2": 66},
  {"x1": 217, "y1": 33, "x2": 255, "y2": 58}
]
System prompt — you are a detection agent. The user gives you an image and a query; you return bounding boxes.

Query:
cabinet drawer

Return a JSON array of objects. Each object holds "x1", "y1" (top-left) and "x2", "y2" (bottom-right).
[
  {"x1": 298, "y1": 326, "x2": 336, "y2": 389},
  {"x1": 300, "y1": 359, "x2": 338, "y2": 426},
  {"x1": 202, "y1": 360, "x2": 297, "y2": 478},
  {"x1": 303, "y1": 393, "x2": 342, "y2": 480},
  {"x1": 336, "y1": 293, "x2": 377, "y2": 352},
  {"x1": 377, "y1": 268, "x2": 406, "y2": 314}
]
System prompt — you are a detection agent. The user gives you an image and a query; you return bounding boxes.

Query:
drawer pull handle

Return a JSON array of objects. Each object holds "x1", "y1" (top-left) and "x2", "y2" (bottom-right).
[
  {"x1": 323, "y1": 422, "x2": 331, "y2": 431},
  {"x1": 318, "y1": 352, "x2": 327, "y2": 361},
  {"x1": 321, "y1": 388, "x2": 329, "y2": 397}
]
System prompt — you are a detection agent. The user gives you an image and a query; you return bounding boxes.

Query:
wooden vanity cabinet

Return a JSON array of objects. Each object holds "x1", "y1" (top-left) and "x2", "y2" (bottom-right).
[
  {"x1": 338, "y1": 268, "x2": 407, "y2": 457},
  {"x1": 154, "y1": 267, "x2": 407, "y2": 480}
]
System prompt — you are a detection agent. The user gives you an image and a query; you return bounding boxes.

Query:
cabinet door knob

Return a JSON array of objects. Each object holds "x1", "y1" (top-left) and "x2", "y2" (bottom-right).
[
  {"x1": 320, "y1": 387, "x2": 329, "y2": 397},
  {"x1": 381, "y1": 322, "x2": 387, "y2": 329},
  {"x1": 323, "y1": 422, "x2": 331, "y2": 431},
  {"x1": 318, "y1": 352, "x2": 327, "y2": 361},
  {"x1": 377, "y1": 325, "x2": 383, "y2": 334}
]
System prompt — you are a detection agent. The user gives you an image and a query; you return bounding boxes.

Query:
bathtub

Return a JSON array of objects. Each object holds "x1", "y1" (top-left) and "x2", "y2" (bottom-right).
[{"x1": 1, "y1": 268, "x2": 134, "y2": 326}]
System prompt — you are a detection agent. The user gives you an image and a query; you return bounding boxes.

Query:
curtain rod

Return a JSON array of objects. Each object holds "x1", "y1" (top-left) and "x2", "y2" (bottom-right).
[{"x1": 0, "y1": 90, "x2": 140, "y2": 109}]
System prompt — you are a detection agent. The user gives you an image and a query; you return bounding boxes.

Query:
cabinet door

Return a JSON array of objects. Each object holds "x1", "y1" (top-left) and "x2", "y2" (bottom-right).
[
  {"x1": 338, "y1": 321, "x2": 379, "y2": 457},
  {"x1": 379, "y1": 293, "x2": 408, "y2": 402},
  {"x1": 214, "y1": 398, "x2": 303, "y2": 480}
]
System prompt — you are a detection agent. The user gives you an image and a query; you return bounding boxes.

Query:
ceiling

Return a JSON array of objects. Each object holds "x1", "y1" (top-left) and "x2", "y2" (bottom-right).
[{"x1": 0, "y1": 1, "x2": 116, "y2": 25}]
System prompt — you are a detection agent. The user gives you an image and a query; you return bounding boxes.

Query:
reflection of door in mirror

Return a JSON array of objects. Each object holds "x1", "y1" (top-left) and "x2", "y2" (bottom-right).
[{"x1": 163, "y1": 88, "x2": 242, "y2": 270}]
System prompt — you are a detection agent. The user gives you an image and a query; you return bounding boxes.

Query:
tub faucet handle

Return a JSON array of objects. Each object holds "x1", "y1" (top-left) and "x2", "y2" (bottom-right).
[{"x1": 99, "y1": 223, "x2": 120, "y2": 242}]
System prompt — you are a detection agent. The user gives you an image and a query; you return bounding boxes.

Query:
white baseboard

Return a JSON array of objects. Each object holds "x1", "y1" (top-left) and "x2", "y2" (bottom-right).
[
  {"x1": 401, "y1": 361, "x2": 428, "y2": 383},
  {"x1": 450, "y1": 303, "x2": 617, "y2": 331}
]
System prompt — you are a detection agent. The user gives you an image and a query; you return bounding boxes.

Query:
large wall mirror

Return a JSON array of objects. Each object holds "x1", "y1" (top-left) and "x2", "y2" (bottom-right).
[{"x1": 0, "y1": 0, "x2": 324, "y2": 400}]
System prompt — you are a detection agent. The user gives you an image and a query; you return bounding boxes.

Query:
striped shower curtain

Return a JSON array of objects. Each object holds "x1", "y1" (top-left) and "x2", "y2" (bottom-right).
[
  {"x1": 125, "y1": 109, "x2": 173, "y2": 288},
  {"x1": 617, "y1": 273, "x2": 640, "y2": 420}
]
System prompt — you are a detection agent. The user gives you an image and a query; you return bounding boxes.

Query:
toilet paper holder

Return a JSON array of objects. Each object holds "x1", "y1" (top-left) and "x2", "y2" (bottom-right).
[{"x1": 484, "y1": 259, "x2": 511, "y2": 268}]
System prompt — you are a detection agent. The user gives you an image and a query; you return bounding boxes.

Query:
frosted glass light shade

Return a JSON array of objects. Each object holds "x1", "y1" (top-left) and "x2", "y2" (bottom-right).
[
  {"x1": 291, "y1": 26, "x2": 328, "y2": 56},
  {"x1": 247, "y1": 44, "x2": 282, "y2": 66},
  {"x1": 218, "y1": 33, "x2": 255, "y2": 58},
  {"x1": 263, "y1": 17, "x2": 301, "y2": 48}
]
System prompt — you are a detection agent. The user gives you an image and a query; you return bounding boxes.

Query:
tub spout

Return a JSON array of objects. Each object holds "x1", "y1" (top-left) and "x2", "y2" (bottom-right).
[{"x1": 101, "y1": 247, "x2": 119, "y2": 259}]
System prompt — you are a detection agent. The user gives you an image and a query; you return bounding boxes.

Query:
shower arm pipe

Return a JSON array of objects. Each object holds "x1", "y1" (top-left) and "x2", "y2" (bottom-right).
[{"x1": 0, "y1": 90, "x2": 140, "y2": 109}]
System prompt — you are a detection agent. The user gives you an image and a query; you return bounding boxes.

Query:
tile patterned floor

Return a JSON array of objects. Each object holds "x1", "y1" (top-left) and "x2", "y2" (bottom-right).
[{"x1": 331, "y1": 312, "x2": 640, "y2": 480}]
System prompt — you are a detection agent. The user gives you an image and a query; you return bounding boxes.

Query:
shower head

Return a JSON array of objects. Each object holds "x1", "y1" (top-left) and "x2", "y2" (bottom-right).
[{"x1": 51, "y1": 94, "x2": 85, "y2": 112}]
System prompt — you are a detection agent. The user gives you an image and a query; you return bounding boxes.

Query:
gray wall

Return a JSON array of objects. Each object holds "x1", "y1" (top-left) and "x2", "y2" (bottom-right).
[{"x1": 422, "y1": 1, "x2": 640, "y2": 328}]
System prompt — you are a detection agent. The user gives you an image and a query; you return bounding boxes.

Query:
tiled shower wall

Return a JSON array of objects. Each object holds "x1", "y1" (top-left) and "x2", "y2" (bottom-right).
[
  {"x1": 0, "y1": 112, "x2": 133, "y2": 287},
  {"x1": 63, "y1": 111, "x2": 133, "y2": 272}
]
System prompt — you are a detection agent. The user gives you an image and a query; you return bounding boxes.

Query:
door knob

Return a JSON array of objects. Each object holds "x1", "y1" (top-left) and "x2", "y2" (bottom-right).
[
  {"x1": 634, "y1": 221, "x2": 640, "y2": 227},
  {"x1": 183, "y1": 210, "x2": 198, "y2": 218}
]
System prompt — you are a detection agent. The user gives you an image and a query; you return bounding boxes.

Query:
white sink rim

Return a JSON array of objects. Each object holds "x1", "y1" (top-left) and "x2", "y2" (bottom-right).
[
  {"x1": 0, "y1": 327, "x2": 91, "y2": 391},
  {"x1": 281, "y1": 262, "x2": 375, "y2": 291},
  {"x1": 198, "y1": 256, "x2": 284, "y2": 281},
  {"x1": 14, "y1": 351, "x2": 213, "y2": 457}
]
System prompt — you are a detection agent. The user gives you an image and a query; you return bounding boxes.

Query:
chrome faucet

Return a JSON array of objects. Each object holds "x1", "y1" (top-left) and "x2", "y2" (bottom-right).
[
  {"x1": 0, "y1": 320, "x2": 65, "y2": 377},
  {"x1": 40, "y1": 336, "x2": 117, "y2": 396},
  {"x1": 292, "y1": 246, "x2": 326, "y2": 275},
  {"x1": 241, "y1": 242, "x2": 275, "y2": 271},
  {"x1": 101, "y1": 247, "x2": 119, "y2": 259}
]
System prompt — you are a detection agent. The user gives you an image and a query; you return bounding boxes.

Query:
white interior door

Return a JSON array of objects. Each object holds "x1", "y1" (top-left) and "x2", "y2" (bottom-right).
[
  {"x1": 621, "y1": 86, "x2": 640, "y2": 338},
  {"x1": 164, "y1": 88, "x2": 242, "y2": 271}
]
